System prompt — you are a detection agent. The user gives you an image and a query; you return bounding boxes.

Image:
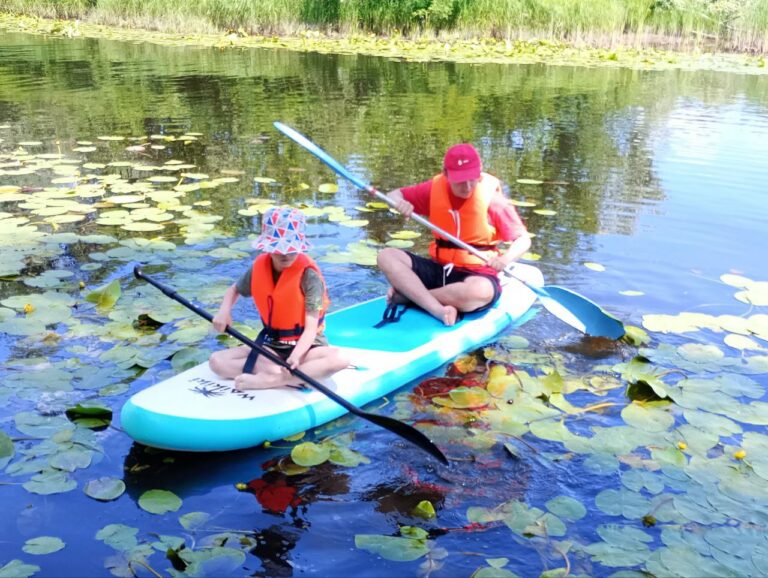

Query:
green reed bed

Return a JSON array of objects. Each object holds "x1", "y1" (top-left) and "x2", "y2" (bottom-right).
[{"x1": 1, "y1": 0, "x2": 767, "y2": 52}]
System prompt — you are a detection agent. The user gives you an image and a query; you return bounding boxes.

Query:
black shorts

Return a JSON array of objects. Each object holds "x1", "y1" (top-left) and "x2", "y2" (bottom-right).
[{"x1": 406, "y1": 252, "x2": 501, "y2": 314}]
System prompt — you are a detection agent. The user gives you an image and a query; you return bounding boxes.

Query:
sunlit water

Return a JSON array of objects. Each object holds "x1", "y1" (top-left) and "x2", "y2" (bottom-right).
[{"x1": 1, "y1": 31, "x2": 768, "y2": 577}]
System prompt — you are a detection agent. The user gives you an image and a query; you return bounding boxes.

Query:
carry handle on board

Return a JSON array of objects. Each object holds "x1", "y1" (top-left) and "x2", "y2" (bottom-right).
[
  {"x1": 133, "y1": 266, "x2": 449, "y2": 465},
  {"x1": 273, "y1": 121, "x2": 625, "y2": 340}
]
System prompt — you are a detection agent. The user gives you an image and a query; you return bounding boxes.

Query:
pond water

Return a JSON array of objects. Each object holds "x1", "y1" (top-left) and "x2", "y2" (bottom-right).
[{"x1": 1, "y1": 30, "x2": 768, "y2": 578}]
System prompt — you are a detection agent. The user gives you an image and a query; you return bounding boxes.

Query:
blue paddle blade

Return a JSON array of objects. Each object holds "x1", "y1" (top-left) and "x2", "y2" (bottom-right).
[{"x1": 535, "y1": 285, "x2": 625, "y2": 339}]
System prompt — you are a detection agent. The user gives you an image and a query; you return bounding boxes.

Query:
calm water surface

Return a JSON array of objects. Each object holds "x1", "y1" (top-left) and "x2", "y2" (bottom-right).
[{"x1": 1, "y1": 31, "x2": 767, "y2": 577}]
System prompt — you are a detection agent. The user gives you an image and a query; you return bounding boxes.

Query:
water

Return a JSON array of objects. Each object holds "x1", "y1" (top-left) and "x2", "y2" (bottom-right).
[{"x1": 1, "y1": 30, "x2": 768, "y2": 577}]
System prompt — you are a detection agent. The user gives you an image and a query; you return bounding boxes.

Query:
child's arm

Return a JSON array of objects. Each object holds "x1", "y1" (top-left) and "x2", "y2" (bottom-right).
[
  {"x1": 212, "y1": 284, "x2": 240, "y2": 332},
  {"x1": 286, "y1": 311, "x2": 319, "y2": 369}
]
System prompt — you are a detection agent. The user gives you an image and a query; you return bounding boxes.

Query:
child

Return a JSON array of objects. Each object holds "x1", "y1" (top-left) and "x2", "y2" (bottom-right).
[{"x1": 209, "y1": 207, "x2": 348, "y2": 390}]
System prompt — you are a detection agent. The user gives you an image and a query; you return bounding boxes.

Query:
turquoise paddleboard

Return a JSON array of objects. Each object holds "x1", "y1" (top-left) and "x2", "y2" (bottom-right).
[{"x1": 120, "y1": 264, "x2": 543, "y2": 452}]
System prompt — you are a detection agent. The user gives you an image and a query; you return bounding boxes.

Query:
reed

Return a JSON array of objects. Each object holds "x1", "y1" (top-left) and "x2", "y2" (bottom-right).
[{"x1": 1, "y1": 0, "x2": 766, "y2": 52}]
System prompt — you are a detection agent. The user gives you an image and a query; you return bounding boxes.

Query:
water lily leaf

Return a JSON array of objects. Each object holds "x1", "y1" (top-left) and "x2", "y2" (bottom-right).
[
  {"x1": 621, "y1": 402, "x2": 674, "y2": 432},
  {"x1": 291, "y1": 442, "x2": 331, "y2": 466},
  {"x1": 85, "y1": 279, "x2": 121, "y2": 309},
  {"x1": 84, "y1": 477, "x2": 126, "y2": 501},
  {"x1": 95, "y1": 524, "x2": 139, "y2": 551},
  {"x1": 509, "y1": 199, "x2": 537, "y2": 207},
  {"x1": 385, "y1": 239, "x2": 414, "y2": 249},
  {"x1": 339, "y1": 219, "x2": 369, "y2": 227},
  {"x1": 23, "y1": 469, "x2": 77, "y2": 495},
  {"x1": 472, "y1": 567, "x2": 521, "y2": 578},
  {"x1": 0, "y1": 430, "x2": 14, "y2": 469},
  {"x1": 584, "y1": 262, "x2": 606, "y2": 272},
  {"x1": 328, "y1": 445, "x2": 371, "y2": 467},
  {"x1": 595, "y1": 488, "x2": 651, "y2": 518},
  {"x1": 433, "y1": 386, "x2": 491, "y2": 409},
  {"x1": 355, "y1": 533, "x2": 430, "y2": 562},
  {"x1": 65, "y1": 403, "x2": 112, "y2": 428},
  {"x1": 318, "y1": 183, "x2": 338, "y2": 193},
  {"x1": 22, "y1": 536, "x2": 65, "y2": 555},
  {"x1": 621, "y1": 469, "x2": 664, "y2": 494},
  {"x1": 724, "y1": 334, "x2": 763, "y2": 351},
  {"x1": 388, "y1": 230, "x2": 421, "y2": 240},
  {"x1": 253, "y1": 176, "x2": 276, "y2": 184},
  {"x1": 545, "y1": 495, "x2": 586, "y2": 521},
  {"x1": 177, "y1": 546, "x2": 246, "y2": 576},
  {"x1": 516, "y1": 178, "x2": 543, "y2": 185},
  {"x1": 179, "y1": 511, "x2": 210, "y2": 530},
  {"x1": 170, "y1": 347, "x2": 210, "y2": 372},
  {"x1": 0, "y1": 560, "x2": 40, "y2": 578},
  {"x1": 15, "y1": 412, "x2": 72, "y2": 438},
  {"x1": 721, "y1": 273, "x2": 753, "y2": 288},
  {"x1": 584, "y1": 540, "x2": 650, "y2": 567},
  {"x1": 412, "y1": 500, "x2": 436, "y2": 519},
  {"x1": 138, "y1": 489, "x2": 182, "y2": 514},
  {"x1": 49, "y1": 447, "x2": 93, "y2": 472}
]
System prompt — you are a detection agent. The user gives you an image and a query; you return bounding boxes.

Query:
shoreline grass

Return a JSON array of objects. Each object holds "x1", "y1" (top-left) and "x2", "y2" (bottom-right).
[
  {"x1": 0, "y1": 8, "x2": 765, "y2": 75},
  {"x1": 1, "y1": 0, "x2": 767, "y2": 53}
]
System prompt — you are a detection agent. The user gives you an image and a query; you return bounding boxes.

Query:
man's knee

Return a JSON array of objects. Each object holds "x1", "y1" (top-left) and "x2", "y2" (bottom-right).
[{"x1": 466, "y1": 277, "x2": 496, "y2": 303}]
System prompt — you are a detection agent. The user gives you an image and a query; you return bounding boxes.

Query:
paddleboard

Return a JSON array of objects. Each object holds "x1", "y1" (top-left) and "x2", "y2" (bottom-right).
[{"x1": 120, "y1": 264, "x2": 543, "y2": 452}]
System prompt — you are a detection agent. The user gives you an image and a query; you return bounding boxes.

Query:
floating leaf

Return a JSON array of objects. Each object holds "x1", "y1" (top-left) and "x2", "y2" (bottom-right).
[
  {"x1": 412, "y1": 500, "x2": 436, "y2": 519},
  {"x1": 291, "y1": 442, "x2": 331, "y2": 466},
  {"x1": 584, "y1": 262, "x2": 606, "y2": 272},
  {"x1": 533, "y1": 209, "x2": 557, "y2": 216},
  {"x1": 545, "y1": 495, "x2": 587, "y2": 521},
  {"x1": 179, "y1": 511, "x2": 210, "y2": 530},
  {"x1": 138, "y1": 489, "x2": 182, "y2": 514},
  {"x1": 355, "y1": 528, "x2": 430, "y2": 562},
  {"x1": 84, "y1": 477, "x2": 126, "y2": 501},
  {"x1": 318, "y1": 183, "x2": 339, "y2": 193},
  {"x1": 517, "y1": 178, "x2": 543, "y2": 185},
  {"x1": 85, "y1": 279, "x2": 121, "y2": 310},
  {"x1": 388, "y1": 230, "x2": 421, "y2": 240},
  {"x1": 0, "y1": 560, "x2": 41, "y2": 578},
  {"x1": 22, "y1": 536, "x2": 65, "y2": 555}
]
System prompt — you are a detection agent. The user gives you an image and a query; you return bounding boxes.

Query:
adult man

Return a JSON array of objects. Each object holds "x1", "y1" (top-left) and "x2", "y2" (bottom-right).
[{"x1": 377, "y1": 143, "x2": 531, "y2": 326}]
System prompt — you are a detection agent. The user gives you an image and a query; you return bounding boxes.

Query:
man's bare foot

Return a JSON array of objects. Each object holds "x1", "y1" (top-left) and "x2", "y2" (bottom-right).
[
  {"x1": 386, "y1": 286, "x2": 412, "y2": 305},
  {"x1": 442, "y1": 305, "x2": 458, "y2": 326},
  {"x1": 234, "y1": 373, "x2": 279, "y2": 390}
]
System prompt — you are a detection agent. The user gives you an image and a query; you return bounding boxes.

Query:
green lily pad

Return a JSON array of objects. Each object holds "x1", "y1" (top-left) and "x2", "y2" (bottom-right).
[
  {"x1": 84, "y1": 477, "x2": 126, "y2": 501},
  {"x1": 291, "y1": 442, "x2": 331, "y2": 466},
  {"x1": 22, "y1": 536, "x2": 65, "y2": 555},
  {"x1": 138, "y1": 489, "x2": 182, "y2": 514}
]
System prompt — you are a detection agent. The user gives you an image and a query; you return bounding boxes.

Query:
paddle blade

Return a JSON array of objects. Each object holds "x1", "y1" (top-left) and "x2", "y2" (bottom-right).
[
  {"x1": 538, "y1": 285, "x2": 625, "y2": 339},
  {"x1": 364, "y1": 413, "x2": 449, "y2": 465}
]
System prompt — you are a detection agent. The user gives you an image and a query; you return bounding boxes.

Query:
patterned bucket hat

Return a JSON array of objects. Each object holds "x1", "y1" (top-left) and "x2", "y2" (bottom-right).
[{"x1": 252, "y1": 207, "x2": 312, "y2": 254}]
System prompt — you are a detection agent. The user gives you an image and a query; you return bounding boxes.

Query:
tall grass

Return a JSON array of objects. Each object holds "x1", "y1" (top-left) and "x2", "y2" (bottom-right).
[{"x1": 1, "y1": 0, "x2": 766, "y2": 52}]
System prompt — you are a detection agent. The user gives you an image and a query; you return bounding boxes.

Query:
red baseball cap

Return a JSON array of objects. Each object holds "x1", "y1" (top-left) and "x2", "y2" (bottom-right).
[{"x1": 443, "y1": 143, "x2": 481, "y2": 183}]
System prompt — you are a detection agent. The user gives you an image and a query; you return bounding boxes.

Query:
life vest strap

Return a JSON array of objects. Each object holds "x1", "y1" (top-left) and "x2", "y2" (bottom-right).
[
  {"x1": 374, "y1": 303, "x2": 408, "y2": 328},
  {"x1": 434, "y1": 238, "x2": 498, "y2": 251}
]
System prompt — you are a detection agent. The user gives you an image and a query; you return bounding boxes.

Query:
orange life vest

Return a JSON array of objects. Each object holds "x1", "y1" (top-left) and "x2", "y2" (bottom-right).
[
  {"x1": 250, "y1": 253, "x2": 329, "y2": 341},
  {"x1": 428, "y1": 172, "x2": 502, "y2": 267}
]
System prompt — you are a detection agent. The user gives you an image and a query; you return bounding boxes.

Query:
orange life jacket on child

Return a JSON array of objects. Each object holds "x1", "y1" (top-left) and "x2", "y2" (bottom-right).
[
  {"x1": 427, "y1": 173, "x2": 502, "y2": 267},
  {"x1": 250, "y1": 253, "x2": 329, "y2": 341}
]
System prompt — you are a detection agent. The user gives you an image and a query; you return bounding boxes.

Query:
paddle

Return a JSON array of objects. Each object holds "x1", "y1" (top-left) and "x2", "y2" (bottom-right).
[
  {"x1": 273, "y1": 121, "x2": 626, "y2": 340},
  {"x1": 133, "y1": 266, "x2": 449, "y2": 465}
]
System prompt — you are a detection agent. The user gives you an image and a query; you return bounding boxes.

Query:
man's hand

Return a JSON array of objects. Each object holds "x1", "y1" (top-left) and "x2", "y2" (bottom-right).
[
  {"x1": 392, "y1": 198, "x2": 414, "y2": 219},
  {"x1": 487, "y1": 254, "x2": 511, "y2": 272}
]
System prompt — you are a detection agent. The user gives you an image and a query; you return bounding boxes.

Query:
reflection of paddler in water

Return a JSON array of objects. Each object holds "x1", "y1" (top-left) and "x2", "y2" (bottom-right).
[{"x1": 208, "y1": 207, "x2": 348, "y2": 390}]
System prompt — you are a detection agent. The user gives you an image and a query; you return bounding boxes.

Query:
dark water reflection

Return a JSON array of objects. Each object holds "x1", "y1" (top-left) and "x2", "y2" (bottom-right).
[{"x1": 1, "y1": 30, "x2": 768, "y2": 577}]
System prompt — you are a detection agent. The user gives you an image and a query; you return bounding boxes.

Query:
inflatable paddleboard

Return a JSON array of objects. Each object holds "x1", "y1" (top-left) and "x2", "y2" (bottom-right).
[{"x1": 120, "y1": 264, "x2": 543, "y2": 452}]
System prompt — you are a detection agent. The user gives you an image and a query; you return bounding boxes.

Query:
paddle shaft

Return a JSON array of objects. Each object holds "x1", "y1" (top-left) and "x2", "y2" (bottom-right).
[{"x1": 133, "y1": 266, "x2": 449, "y2": 465}]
